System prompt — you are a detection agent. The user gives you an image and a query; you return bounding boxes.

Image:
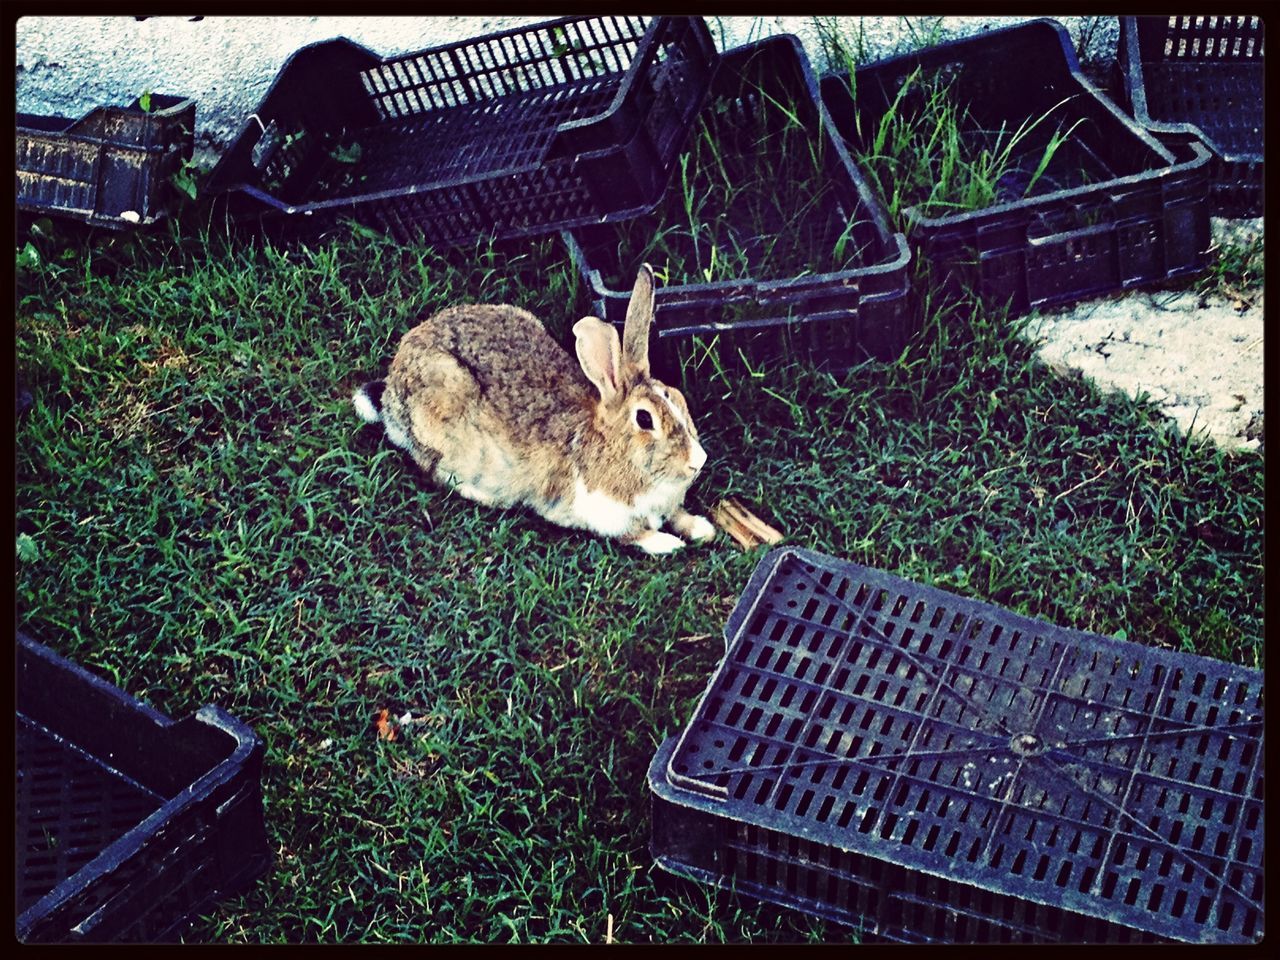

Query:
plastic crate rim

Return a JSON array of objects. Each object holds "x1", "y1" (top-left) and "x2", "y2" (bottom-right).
[
  {"x1": 565, "y1": 239, "x2": 910, "y2": 340},
  {"x1": 555, "y1": 17, "x2": 705, "y2": 136},
  {"x1": 857, "y1": 17, "x2": 1082, "y2": 77},
  {"x1": 657, "y1": 544, "x2": 800, "y2": 799},
  {"x1": 124, "y1": 94, "x2": 195, "y2": 117},
  {"x1": 658, "y1": 231, "x2": 911, "y2": 305},
  {"x1": 16, "y1": 94, "x2": 195, "y2": 134},
  {"x1": 357, "y1": 14, "x2": 685, "y2": 138},
  {"x1": 18, "y1": 634, "x2": 171, "y2": 725}
]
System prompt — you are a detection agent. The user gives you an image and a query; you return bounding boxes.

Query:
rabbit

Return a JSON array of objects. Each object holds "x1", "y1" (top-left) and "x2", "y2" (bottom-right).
[{"x1": 352, "y1": 264, "x2": 714, "y2": 555}]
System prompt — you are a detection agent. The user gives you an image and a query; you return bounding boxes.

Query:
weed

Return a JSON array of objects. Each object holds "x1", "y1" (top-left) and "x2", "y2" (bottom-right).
[
  {"x1": 853, "y1": 65, "x2": 1090, "y2": 225},
  {"x1": 170, "y1": 158, "x2": 201, "y2": 201},
  {"x1": 615, "y1": 86, "x2": 855, "y2": 290},
  {"x1": 898, "y1": 16, "x2": 946, "y2": 54},
  {"x1": 812, "y1": 16, "x2": 870, "y2": 73},
  {"x1": 815, "y1": 20, "x2": 1102, "y2": 229}
]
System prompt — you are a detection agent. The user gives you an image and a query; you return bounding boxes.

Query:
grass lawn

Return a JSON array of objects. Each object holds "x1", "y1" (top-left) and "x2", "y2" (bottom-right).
[{"x1": 14, "y1": 97, "x2": 1262, "y2": 943}]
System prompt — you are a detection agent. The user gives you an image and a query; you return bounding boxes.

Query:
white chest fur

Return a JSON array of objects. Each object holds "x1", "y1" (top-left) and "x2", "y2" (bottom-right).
[{"x1": 569, "y1": 475, "x2": 687, "y2": 536}]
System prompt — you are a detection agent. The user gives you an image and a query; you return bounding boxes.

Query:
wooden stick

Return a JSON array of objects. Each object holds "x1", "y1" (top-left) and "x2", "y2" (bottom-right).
[{"x1": 713, "y1": 498, "x2": 785, "y2": 550}]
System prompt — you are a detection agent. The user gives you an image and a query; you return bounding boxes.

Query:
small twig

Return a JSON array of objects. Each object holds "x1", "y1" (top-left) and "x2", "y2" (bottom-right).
[
  {"x1": 1053, "y1": 457, "x2": 1118, "y2": 502},
  {"x1": 605, "y1": 913, "x2": 614, "y2": 944},
  {"x1": 137, "y1": 401, "x2": 183, "y2": 421}
]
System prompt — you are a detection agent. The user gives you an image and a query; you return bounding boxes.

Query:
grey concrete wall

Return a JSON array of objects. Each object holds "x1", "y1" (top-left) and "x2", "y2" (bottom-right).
[{"x1": 15, "y1": 14, "x2": 1120, "y2": 154}]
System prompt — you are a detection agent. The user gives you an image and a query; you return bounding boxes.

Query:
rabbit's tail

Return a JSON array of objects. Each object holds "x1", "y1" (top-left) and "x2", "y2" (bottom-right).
[
  {"x1": 352, "y1": 380, "x2": 385, "y2": 424},
  {"x1": 353, "y1": 380, "x2": 411, "y2": 449}
]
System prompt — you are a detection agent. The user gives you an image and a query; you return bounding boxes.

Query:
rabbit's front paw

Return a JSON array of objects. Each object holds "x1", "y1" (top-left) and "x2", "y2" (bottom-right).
[
  {"x1": 671, "y1": 511, "x2": 716, "y2": 543},
  {"x1": 633, "y1": 530, "x2": 686, "y2": 555}
]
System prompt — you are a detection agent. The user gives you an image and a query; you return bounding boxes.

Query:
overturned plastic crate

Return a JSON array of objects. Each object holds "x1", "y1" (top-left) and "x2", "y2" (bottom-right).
[
  {"x1": 206, "y1": 16, "x2": 715, "y2": 245},
  {"x1": 649, "y1": 547, "x2": 1263, "y2": 944},
  {"x1": 16, "y1": 633, "x2": 271, "y2": 942},
  {"x1": 821, "y1": 18, "x2": 1211, "y2": 320},
  {"x1": 16, "y1": 95, "x2": 195, "y2": 229},
  {"x1": 1118, "y1": 15, "x2": 1264, "y2": 217},
  {"x1": 564, "y1": 37, "x2": 912, "y2": 380}
]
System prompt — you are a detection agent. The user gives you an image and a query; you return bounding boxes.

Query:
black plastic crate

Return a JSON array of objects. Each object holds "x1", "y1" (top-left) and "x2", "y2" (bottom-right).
[
  {"x1": 649, "y1": 547, "x2": 1263, "y2": 944},
  {"x1": 1118, "y1": 15, "x2": 1264, "y2": 217},
  {"x1": 17, "y1": 95, "x2": 195, "y2": 229},
  {"x1": 205, "y1": 16, "x2": 715, "y2": 245},
  {"x1": 16, "y1": 633, "x2": 271, "y2": 942},
  {"x1": 821, "y1": 18, "x2": 1212, "y2": 320},
  {"x1": 563, "y1": 37, "x2": 912, "y2": 380}
]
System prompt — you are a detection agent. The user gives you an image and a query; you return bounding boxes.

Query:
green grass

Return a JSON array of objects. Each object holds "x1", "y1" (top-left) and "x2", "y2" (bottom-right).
[
  {"x1": 15, "y1": 113, "x2": 1262, "y2": 944},
  {"x1": 1197, "y1": 230, "x2": 1265, "y2": 299}
]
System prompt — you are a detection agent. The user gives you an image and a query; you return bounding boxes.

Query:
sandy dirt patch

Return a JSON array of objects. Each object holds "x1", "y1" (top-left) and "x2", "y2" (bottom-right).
[{"x1": 1031, "y1": 219, "x2": 1263, "y2": 453}]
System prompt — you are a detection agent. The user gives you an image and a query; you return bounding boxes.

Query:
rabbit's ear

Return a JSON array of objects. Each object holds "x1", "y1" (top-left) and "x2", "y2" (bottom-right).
[
  {"x1": 622, "y1": 263, "x2": 655, "y2": 377},
  {"x1": 574, "y1": 316, "x2": 623, "y2": 403}
]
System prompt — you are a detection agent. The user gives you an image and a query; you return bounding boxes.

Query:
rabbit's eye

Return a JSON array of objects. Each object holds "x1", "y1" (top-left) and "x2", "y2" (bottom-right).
[{"x1": 635, "y1": 409, "x2": 654, "y2": 431}]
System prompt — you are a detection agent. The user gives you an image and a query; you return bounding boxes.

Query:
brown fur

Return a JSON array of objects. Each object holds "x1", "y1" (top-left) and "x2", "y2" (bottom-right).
[{"x1": 365, "y1": 266, "x2": 712, "y2": 552}]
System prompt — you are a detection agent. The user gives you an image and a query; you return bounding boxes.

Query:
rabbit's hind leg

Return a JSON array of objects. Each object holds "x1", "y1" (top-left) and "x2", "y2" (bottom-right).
[{"x1": 384, "y1": 350, "x2": 480, "y2": 477}]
